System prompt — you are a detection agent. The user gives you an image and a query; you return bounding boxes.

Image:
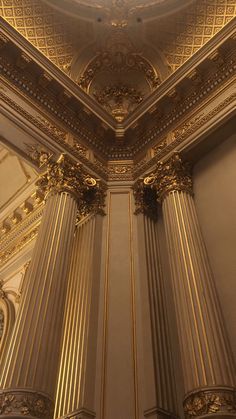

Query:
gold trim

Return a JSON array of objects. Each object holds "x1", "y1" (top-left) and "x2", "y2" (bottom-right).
[
  {"x1": 129, "y1": 192, "x2": 139, "y2": 419},
  {"x1": 100, "y1": 190, "x2": 111, "y2": 419}
]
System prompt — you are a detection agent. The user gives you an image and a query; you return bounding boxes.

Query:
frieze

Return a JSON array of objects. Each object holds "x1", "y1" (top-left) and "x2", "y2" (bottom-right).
[
  {"x1": 108, "y1": 161, "x2": 133, "y2": 181},
  {"x1": 0, "y1": 53, "x2": 111, "y2": 156},
  {"x1": 133, "y1": 51, "x2": 236, "y2": 154},
  {"x1": 37, "y1": 117, "x2": 67, "y2": 141}
]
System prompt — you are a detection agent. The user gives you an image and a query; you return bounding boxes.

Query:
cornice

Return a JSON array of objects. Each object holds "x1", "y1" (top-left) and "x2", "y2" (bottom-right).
[
  {"x1": 0, "y1": 91, "x2": 109, "y2": 180},
  {"x1": 0, "y1": 204, "x2": 43, "y2": 268},
  {"x1": 123, "y1": 17, "x2": 236, "y2": 129},
  {"x1": 0, "y1": 17, "x2": 235, "y2": 161},
  {"x1": 133, "y1": 88, "x2": 236, "y2": 179},
  {"x1": 0, "y1": 19, "x2": 116, "y2": 131},
  {"x1": 1, "y1": 18, "x2": 235, "y2": 144}
]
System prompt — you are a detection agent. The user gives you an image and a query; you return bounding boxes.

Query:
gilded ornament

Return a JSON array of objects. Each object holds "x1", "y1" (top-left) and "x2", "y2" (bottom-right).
[
  {"x1": 133, "y1": 178, "x2": 158, "y2": 220},
  {"x1": 78, "y1": 50, "x2": 160, "y2": 91},
  {"x1": 0, "y1": 390, "x2": 53, "y2": 419},
  {"x1": 134, "y1": 153, "x2": 192, "y2": 215},
  {"x1": 1, "y1": 29, "x2": 235, "y2": 158},
  {"x1": 183, "y1": 388, "x2": 236, "y2": 418},
  {"x1": 147, "y1": 153, "x2": 192, "y2": 201},
  {"x1": 93, "y1": 84, "x2": 143, "y2": 121},
  {"x1": 143, "y1": 174, "x2": 156, "y2": 186},
  {"x1": 37, "y1": 117, "x2": 67, "y2": 141},
  {"x1": 35, "y1": 152, "x2": 106, "y2": 217}
]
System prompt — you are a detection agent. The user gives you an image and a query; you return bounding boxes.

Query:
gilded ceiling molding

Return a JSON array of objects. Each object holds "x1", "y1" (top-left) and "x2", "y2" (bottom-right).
[
  {"x1": 0, "y1": 222, "x2": 40, "y2": 268},
  {"x1": 93, "y1": 84, "x2": 143, "y2": 123},
  {"x1": 133, "y1": 56, "x2": 236, "y2": 154},
  {"x1": 78, "y1": 50, "x2": 161, "y2": 91},
  {"x1": 0, "y1": 19, "x2": 235, "y2": 160},
  {"x1": 133, "y1": 90, "x2": 236, "y2": 178},
  {"x1": 0, "y1": 92, "x2": 108, "y2": 178},
  {"x1": 77, "y1": 47, "x2": 161, "y2": 120},
  {"x1": 107, "y1": 160, "x2": 133, "y2": 181},
  {"x1": 0, "y1": 189, "x2": 44, "y2": 236}
]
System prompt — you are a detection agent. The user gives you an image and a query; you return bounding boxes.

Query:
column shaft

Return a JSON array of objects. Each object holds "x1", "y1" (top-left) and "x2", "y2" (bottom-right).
[
  {"x1": 0, "y1": 192, "x2": 77, "y2": 417},
  {"x1": 54, "y1": 216, "x2": 99, "y2": 419},
  {"x1": 142, "y1": 215, "x2": 177, "y2": 418},
  {"x1": 162, "y1": 190, "x2": 236, "y2": 417},
  {"x1": 136, "y1": 154, "x2": 236, "y2": 419}
]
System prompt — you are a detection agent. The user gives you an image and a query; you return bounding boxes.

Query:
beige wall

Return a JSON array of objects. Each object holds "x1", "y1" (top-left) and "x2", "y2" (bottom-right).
[{"x1": 193, "y1": 133, "x2": 236, "y2": 369}]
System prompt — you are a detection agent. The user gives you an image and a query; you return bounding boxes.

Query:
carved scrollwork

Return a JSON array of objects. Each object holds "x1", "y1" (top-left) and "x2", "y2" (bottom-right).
[
  {"x1": 133, "y1": 153, "x2": 192, "y2": 216},
  {"x1": 133, "y1": 177, "x2": 158, "y2": 220},
  {"x1": 144, "y1": 153, "x2": 192, "y2": 199},
  {"x1": 93, "y1": 84, "x2": 143, "y2": 122},
  {"x1": 183, "y1": 387, "x2": 236, "y2": 418},
  {"x1": 34, "y1": 152, "x2": 106, "y2": 217},
  {"x1": 0, "y1": 390, "x2": 53, "y2": 419}
]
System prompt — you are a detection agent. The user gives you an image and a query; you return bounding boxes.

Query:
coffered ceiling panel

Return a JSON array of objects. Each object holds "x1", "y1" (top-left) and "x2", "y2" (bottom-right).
[
  {"x1": 0, "y1": 0, "x2": 94, "y2": 70},
  {"x1": 147, "y1": 0, "x2": 236, "y2": 71}
]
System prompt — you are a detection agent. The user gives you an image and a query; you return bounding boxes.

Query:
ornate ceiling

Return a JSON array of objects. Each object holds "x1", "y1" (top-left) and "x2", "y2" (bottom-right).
[
  {"x1": 0, "y1": 1, "x2": 235, "y2": 265},
  {"x1": 1, "y1": 0, "x2": 235, "y2": 122}
]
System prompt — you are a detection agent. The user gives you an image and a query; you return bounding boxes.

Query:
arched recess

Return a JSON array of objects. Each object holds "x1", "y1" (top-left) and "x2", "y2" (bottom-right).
[{"x1": 0, "y1": 293, "x2": 16, "y2": 366}]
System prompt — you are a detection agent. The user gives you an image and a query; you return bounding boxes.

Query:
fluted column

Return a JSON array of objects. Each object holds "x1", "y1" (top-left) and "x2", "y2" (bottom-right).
[
  {"x1": 54, "y1": 215, "x2": 102, "y2": 419},
  {"x1": 0, "y1": 153, "x2": 104, "y2": 419},
  {"x1": 141, "y1": 215, "x2": 178, "y2": 419},
  {"x1": 138, "y1": 154, "x2": 236, "y2": 419}
]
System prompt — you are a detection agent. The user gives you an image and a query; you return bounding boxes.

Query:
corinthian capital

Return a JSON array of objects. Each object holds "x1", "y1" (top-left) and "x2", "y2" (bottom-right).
[
  {"x1": 36, "y1": 152, "x2": 106, "y2": 216},
  {"x1": 144, "y1": 153, "x2": 193, "y2": 201}
]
